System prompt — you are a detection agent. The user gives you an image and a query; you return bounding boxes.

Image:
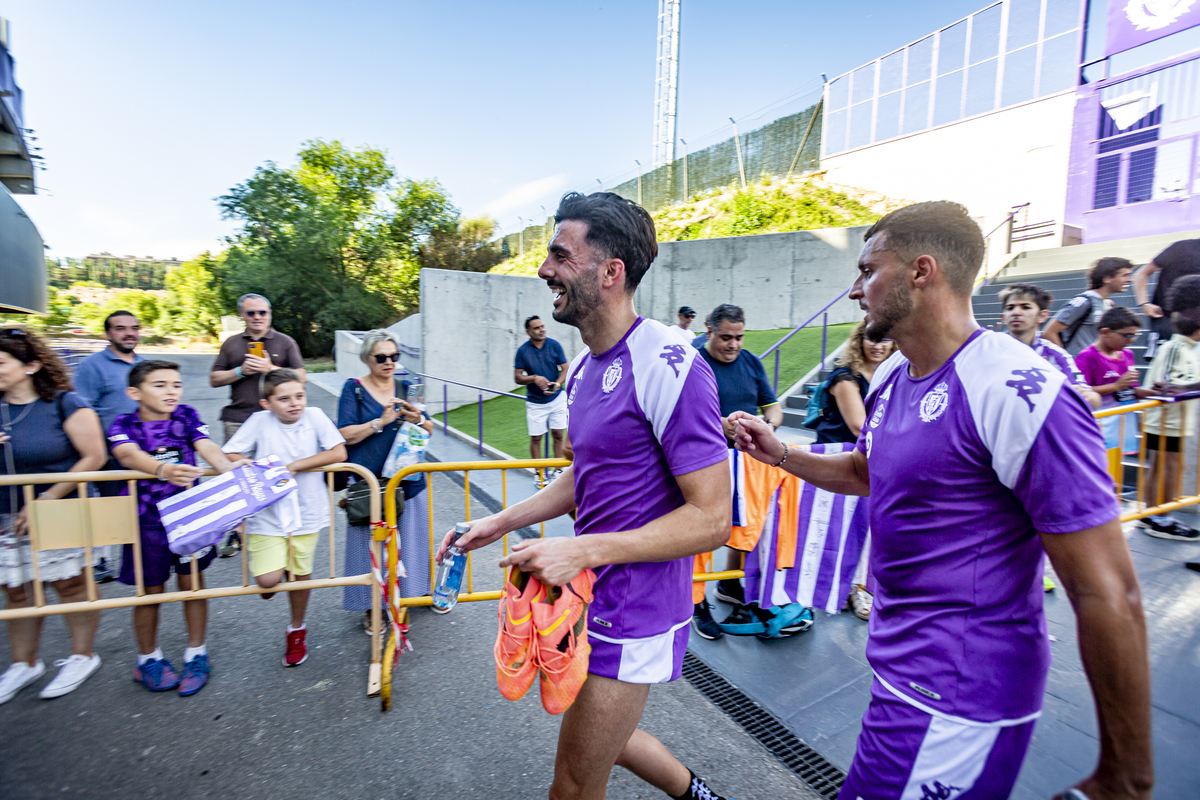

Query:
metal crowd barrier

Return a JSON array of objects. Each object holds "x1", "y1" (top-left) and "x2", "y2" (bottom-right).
[
  {"x1": 0, "y1": 464, "x2": 386, "y2": 697},
  {"x1": 1096, "y1": 396, "x2": 1200, "y2": 523}
]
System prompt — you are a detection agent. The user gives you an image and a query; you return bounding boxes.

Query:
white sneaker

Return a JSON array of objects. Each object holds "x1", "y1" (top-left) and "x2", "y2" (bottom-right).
[
  {"x1": 39, "y1": 654, "x2": 101, "y2": 699},
  {"x1": 0, "y1": 660, "x2": 45, "y2": 704}
]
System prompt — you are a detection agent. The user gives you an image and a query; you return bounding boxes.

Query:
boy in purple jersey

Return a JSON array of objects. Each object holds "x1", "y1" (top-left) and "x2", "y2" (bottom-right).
[
  {"x1": 108, "y1": 360, "x2": 239, "y2": 696},
  {"x1": 999, "y1": 282, "x2": 1100, "y2": 408},
  {"x1": 732, "y1": 202, "x2": 1152, "y2": 800},
  {"x1": 436, "y1": 193, "x2": 734, "y2": 800}
]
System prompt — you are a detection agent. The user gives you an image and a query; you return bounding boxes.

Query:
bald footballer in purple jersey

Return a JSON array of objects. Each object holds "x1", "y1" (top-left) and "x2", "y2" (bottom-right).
[
  {"x1": 1000, "y1": 282, "x2": 1101, "y2": 409},
  {"x1": 437, "y1": 193, "x2": 734, "y2": 800},
  {"x1": 732, "y1": 203, "x2": 1152, "y2": 800}
]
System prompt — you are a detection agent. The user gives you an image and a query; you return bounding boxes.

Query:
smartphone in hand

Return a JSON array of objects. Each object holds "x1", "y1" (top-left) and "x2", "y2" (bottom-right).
[{"x1": 248, "y1": 341, "x2": 265, "y2": 359}]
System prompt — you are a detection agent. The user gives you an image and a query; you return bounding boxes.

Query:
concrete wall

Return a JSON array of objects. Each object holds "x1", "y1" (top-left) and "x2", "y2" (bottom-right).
[
  {"x1": 422, "y1": 226, "x2": 869, "y2": 410},
  {"x1": 820, "y1": 92, "x2": 1077, "y2": 270},
  {"x1": 334, "y1": 314, "x2": 422, "y2": 388}
]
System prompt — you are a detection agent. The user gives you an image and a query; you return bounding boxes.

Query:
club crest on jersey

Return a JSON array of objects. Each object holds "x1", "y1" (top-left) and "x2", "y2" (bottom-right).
[
  {"x1": 1005, "y1": 367, "x2": 1047, "y2": 412},
  {"x1": 602, "y1": 358, "x2": 624, "y2": 394},
  {"x1": 568, "y1": 364, "x2": 584, "y2": 405},
  {"x1": 919, "y1": 382, "x2": 950, "y2": 423}
]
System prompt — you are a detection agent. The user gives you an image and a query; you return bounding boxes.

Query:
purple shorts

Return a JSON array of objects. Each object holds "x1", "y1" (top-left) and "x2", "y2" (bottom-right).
[
  {"x1": 118, "y1": 524, "x2": 215, "y2": 588},
  {"x1": 587, "y1": 623, "x2": 689, "y2": 684},
  {"x1": 838, "y1": 679, "x2": 1036, "y2": 800}
]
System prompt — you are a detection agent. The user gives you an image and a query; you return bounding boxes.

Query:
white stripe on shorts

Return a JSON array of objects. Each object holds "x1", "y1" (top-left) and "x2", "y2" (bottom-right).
[{"x1": 900, "y1": 717, "x2": 1001, "y2": 800}]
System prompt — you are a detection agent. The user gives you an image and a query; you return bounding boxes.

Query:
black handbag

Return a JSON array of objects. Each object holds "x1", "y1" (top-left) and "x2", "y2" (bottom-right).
[{"x1": 344, "y1": 479, "x2": 404, "y2": 527}]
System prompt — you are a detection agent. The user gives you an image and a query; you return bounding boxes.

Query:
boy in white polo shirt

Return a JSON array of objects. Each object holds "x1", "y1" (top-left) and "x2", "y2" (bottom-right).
[{"x1": 223, "y1": 369, "x2": 347, "y2": 666}]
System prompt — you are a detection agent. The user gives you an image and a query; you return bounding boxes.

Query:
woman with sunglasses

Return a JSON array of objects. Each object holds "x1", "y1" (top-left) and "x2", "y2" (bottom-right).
[
  {"x1": 0, "y1": 328, "x2": 108, "y2": 703},
  {"x1": 337, "y1": 329, "x2": 432, "y2": 633}
]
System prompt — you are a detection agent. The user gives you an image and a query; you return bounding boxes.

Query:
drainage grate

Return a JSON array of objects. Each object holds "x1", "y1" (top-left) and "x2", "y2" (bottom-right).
[{"x1": 681, "y1": 652, "x2": 846, "y2": 799}]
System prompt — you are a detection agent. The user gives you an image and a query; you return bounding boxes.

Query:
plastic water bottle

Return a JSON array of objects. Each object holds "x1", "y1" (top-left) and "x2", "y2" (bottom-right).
[{"x1": 432, "y1": 522, "x2": 470, "y2": 612}]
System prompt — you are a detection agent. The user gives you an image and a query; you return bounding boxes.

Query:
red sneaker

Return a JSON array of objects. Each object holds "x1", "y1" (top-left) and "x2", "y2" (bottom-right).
[{"x1": 284, "y1": 628, "x2": 308, "y2": 667}]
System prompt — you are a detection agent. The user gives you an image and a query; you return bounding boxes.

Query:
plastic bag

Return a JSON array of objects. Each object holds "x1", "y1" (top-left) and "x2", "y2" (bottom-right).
[{"x1": 382, "y1": 421, "x2": 430, "y2": 480}]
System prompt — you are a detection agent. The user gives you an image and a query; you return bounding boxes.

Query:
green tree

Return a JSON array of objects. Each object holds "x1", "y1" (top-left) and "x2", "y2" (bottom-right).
[
  {"x1": 219, "y1": 139, "x2": 458, "y2": 354},
  {"x1": 158, "y1": 252, "x2": 226, "y2": 338},
  {"x1": 418, "y1": 216, "x2": 502, "y2": 273}
]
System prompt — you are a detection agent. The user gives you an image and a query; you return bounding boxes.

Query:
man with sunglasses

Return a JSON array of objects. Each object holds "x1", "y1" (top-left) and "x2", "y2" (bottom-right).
[
  {"x1": 670, "y1": 305, "x2": 698, "y2": 345},
  {"x1": 210, "y1": 294, "x2": 306, "y2": 443}
]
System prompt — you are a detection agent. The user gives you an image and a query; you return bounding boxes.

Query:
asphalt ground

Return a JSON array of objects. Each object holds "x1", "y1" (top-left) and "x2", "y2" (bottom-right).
[{"x1": 0, "y1": 354, "x2": 820, "y2": 800}]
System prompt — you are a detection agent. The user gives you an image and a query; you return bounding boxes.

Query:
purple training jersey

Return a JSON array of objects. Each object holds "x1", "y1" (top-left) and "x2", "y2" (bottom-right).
[
  {"x1": 107, "y1": 404, "x2": 211, "y2": 530},
  {"x1": 856, "y1": 330, "x2": 1116, "y2": 724},
  {"x1": 1031, "y1": 335, "x2": 1083, "y2": 385},
  {"x1": 565, "y1": 318, "x2": 727, "y2": 680}
]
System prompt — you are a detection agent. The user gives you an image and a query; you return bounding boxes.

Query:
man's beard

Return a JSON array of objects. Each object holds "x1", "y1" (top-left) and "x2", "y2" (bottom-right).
[
  {"x1": 551, "y1": 266, "x2": 602, "y2": 329},
  {"x1": 863, "y1": 275, "x2": 913, "y2": 343},
  {"x1": 111, "y1": 340, "x2": 137, "y2": 355}
]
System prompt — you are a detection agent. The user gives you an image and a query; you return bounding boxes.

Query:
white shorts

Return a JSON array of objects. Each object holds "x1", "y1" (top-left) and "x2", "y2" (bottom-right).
[{"x1": 525, "y1": 393, "x2": 567, "y2": 436}]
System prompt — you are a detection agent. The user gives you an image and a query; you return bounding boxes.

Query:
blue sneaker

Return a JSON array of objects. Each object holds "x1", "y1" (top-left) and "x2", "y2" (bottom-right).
[
  {"x1": 758, "y1": 603, "x2": 814, "y2": 639},
  {"x1": 133, "y1": 657, "x2": 180, "y2": 692},
  {"x1": 178, "y1": 654, "x2": 210, "y2": 696}
]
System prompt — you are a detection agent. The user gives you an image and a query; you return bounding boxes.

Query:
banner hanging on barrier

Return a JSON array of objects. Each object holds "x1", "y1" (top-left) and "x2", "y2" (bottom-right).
[{"x1": 1106, "y1": 0, "x2": 1200, "y2": 57}]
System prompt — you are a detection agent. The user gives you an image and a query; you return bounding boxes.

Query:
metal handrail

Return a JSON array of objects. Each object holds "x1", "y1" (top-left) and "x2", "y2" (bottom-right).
[
  {"x1": 414, "y1": 371, "x2": 540, "y2": 457},
  {"x1": 758, "y1": 285, "x2": 852, "y2": 393},
  {"x1": 415, "y1": 371, "x2": 525, "y2": 400}
]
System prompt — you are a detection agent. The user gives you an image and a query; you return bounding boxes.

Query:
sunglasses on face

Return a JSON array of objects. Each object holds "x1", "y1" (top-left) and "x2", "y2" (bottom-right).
[
  {"x1": 1, "y1": 328, "x2": 28, "y2": 338},
  {"x1": 373, "y1": 353, "x2": 401, "y2": 363},
  {"x1": 243, "y1": 310, "x2": 269, "y2": 318}
]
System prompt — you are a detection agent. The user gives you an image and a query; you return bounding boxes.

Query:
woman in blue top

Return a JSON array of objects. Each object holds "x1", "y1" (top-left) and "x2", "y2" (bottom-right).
[
  {"x1": 337, "y1": 330, "x2": 433, "y2": 632},
  {"x1": 0, "y1": 328, "x2": 108, "y2": 703}
]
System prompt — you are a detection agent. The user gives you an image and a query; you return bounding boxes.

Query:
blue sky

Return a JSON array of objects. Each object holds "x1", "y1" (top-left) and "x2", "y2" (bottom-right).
[{"x1": 9, "y1": 0, "x2": 991, "y2": 260}]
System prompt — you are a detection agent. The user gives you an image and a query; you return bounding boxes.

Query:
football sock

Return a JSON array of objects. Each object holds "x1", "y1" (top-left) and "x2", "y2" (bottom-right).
[{"x1": 184, "y1": 644, "x2": 207, "y2": 663}]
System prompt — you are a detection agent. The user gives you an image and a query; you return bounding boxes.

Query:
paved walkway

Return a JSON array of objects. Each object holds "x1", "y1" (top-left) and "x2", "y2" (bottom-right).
[{"x1": 0, "y1": 356, "x2": 818, "y2": 800}]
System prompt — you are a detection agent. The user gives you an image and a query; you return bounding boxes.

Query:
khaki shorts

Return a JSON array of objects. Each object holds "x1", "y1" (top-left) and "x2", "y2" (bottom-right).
[{"x1": 247, "y1": 532, "x2": 320, "y2": 578}]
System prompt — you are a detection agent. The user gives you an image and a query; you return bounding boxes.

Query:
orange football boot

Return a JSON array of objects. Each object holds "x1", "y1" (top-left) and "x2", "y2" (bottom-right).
[
  {"x1": 494, "y1": 567, "x2": 545, "y2": 701},
  {"x1": 533, "y1": 569, "x2": 596, "y2": 715}
]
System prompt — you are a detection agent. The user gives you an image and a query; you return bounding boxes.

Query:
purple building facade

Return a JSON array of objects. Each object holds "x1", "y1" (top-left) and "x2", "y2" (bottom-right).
[{"x1": 1064, "y1": 3, "x2": 1200, "y2": 242}]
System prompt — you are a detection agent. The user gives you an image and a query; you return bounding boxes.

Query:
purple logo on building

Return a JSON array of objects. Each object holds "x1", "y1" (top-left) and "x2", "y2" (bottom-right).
[{"x1": 1106, "y1": 1, "x2": 1200, "y2": 57}]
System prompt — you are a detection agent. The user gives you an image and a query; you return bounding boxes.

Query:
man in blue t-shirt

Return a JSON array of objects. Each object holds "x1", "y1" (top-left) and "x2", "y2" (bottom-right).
[
  {"x1": 692, "y1": 304, "x2": 781, "y2": 638},
  {"x1": 514, "y1": 316, "x2": 569, "y2": 469}
]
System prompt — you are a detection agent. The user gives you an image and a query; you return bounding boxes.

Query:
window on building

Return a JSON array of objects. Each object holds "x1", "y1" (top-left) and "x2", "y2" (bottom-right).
[
  {"x1": 1094, "y1": 155, "x2": 1121, "y2": 209},
  {"x1": 934, "y1": 70, "x2": 965, "y2": 126},
  {"x1": 903, "y1": 81, "x2": 931, "y2": 134}
]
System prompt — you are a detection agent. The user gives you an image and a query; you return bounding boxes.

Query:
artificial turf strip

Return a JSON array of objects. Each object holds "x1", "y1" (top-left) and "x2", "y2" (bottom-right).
[{"x1": 441, "y1": 324, "x2": 853, "y2": 458}]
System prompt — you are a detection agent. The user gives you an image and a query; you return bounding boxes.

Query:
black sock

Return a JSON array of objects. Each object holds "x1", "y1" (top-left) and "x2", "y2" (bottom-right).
[{"x1": 670, "y1": 769, "x2": 725, "y2": 800}]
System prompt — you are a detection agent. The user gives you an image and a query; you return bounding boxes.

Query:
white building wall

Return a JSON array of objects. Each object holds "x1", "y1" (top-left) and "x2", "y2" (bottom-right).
[{"x1": 820, "y1": 92, "x2": 1078, "y2": 268}]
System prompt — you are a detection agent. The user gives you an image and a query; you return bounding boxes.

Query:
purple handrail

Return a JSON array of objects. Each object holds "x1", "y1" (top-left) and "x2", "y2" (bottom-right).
[
  {"x1": 759, "y1": 285, "x2": 853, "y2": 392},
  {"x1": 417, "y1": 371, "x2": 526, "y2": 454}
]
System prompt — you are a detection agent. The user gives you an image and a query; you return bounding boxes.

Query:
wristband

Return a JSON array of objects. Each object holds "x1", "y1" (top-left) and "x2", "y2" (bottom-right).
[
  {"x1": 156, "y1": 463, "x2": 167, "y2": 480},
  {"x1": 771, "y1": 444, "x2": 790, "y2": 469},
  {"x1": 234, "y1": 366, "x2": 244, "y2": 379}
]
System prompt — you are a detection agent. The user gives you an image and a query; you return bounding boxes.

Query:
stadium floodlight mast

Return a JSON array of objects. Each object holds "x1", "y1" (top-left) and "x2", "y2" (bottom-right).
[
  {"x1": 517, "y1": 216, "x2": 525, "y2": 256},
  {"x1": 679, "y1": 138, "x2": 689, "y2": 199},
  {"x1": 634, "y1": 159, "x2": 643, "y2": 205},
  {"x1": 730, "y1": 116, "x2": 746, "y2": 189},
  {"x1": 653, "y1": 0, "x2": 681, "y2": 168}
]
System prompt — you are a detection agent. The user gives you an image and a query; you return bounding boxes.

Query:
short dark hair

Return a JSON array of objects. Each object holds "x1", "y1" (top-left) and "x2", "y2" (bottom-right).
[
  {"x1": 104, "y1": 310, "x2": 138, "y2": 331},
  {"x1": 863, "y1": 201, "x2": 984, "y2": 295},
  {"x1": 1168, "y1": 275, "x2": 1200, "y2": 313},
  {"x1": 524, "y1": 315, "x2": 540, "y2": 330},
  {"x1": 129, "y1": 359, "x2": 180, "y2": 388},
  {"x1": 554, "y1": 192, "x2": 658, "y2": 293},
  {"x1": 260, "y1": 368, "x2": 304, "y2": 399},
  {"x1": 709, "y1": 304, "x2": 745, "y2": 330},
  {"x1": 1098, "y1": 306, "x2": 1139, "y2": 332},
  {"x1": 998, "y1": 283, "x2": 1053, "y2": 311},
  {"x1": 1088, "y1": 257, "x2": 1134, "y2": 290}
]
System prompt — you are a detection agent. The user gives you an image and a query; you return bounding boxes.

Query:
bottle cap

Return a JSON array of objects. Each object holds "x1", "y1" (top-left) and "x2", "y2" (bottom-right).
[{"x1": 455, "y1": 522, "x2": 471, "y2": 534}]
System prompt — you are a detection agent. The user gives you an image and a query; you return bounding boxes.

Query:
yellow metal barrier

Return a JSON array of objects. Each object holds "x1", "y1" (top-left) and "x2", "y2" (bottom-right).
[
  {"x1": 0, "y1": 464, "x2": 386, "y2": 697},
  {"x1": 374, "y1": 459, "x2": 747, "y2": 710},
  {"x1": 1093, "y1": 397, "x2": 1200, "y2": 523}
]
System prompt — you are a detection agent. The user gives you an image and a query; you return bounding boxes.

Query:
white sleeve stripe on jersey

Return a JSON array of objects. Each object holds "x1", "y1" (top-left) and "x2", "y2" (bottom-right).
[
  {"x1": 627, "y1": 319, "x2": 698, "y2": 442},
  {"x1": 866, "y1": 350, "x2": 908, "y2": 400},
  {"x1": 956, "y1": 332, "x2": 1066, "y2": 490}
]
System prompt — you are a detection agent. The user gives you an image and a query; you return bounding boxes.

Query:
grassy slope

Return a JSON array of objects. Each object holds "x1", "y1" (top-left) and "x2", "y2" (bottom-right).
[
  {"x1": 488, "y1": 174, "x2": 901, "y2": 278},
  {"x1": 444, "y1": 323, "x2": 853, "y2": 457}
]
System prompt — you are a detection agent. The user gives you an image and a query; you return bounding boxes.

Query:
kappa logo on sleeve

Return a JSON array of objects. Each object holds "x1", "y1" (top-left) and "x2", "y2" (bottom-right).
[
  {"x1": 109, "y1": 433, "x2": 129, "y2": 443},
  {"x1": 1005, "y1": 368, "x2": 1047, "y2": 412},
  {"x1": 659, "y1": 344, "x2": 686, "y2": 377}
]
